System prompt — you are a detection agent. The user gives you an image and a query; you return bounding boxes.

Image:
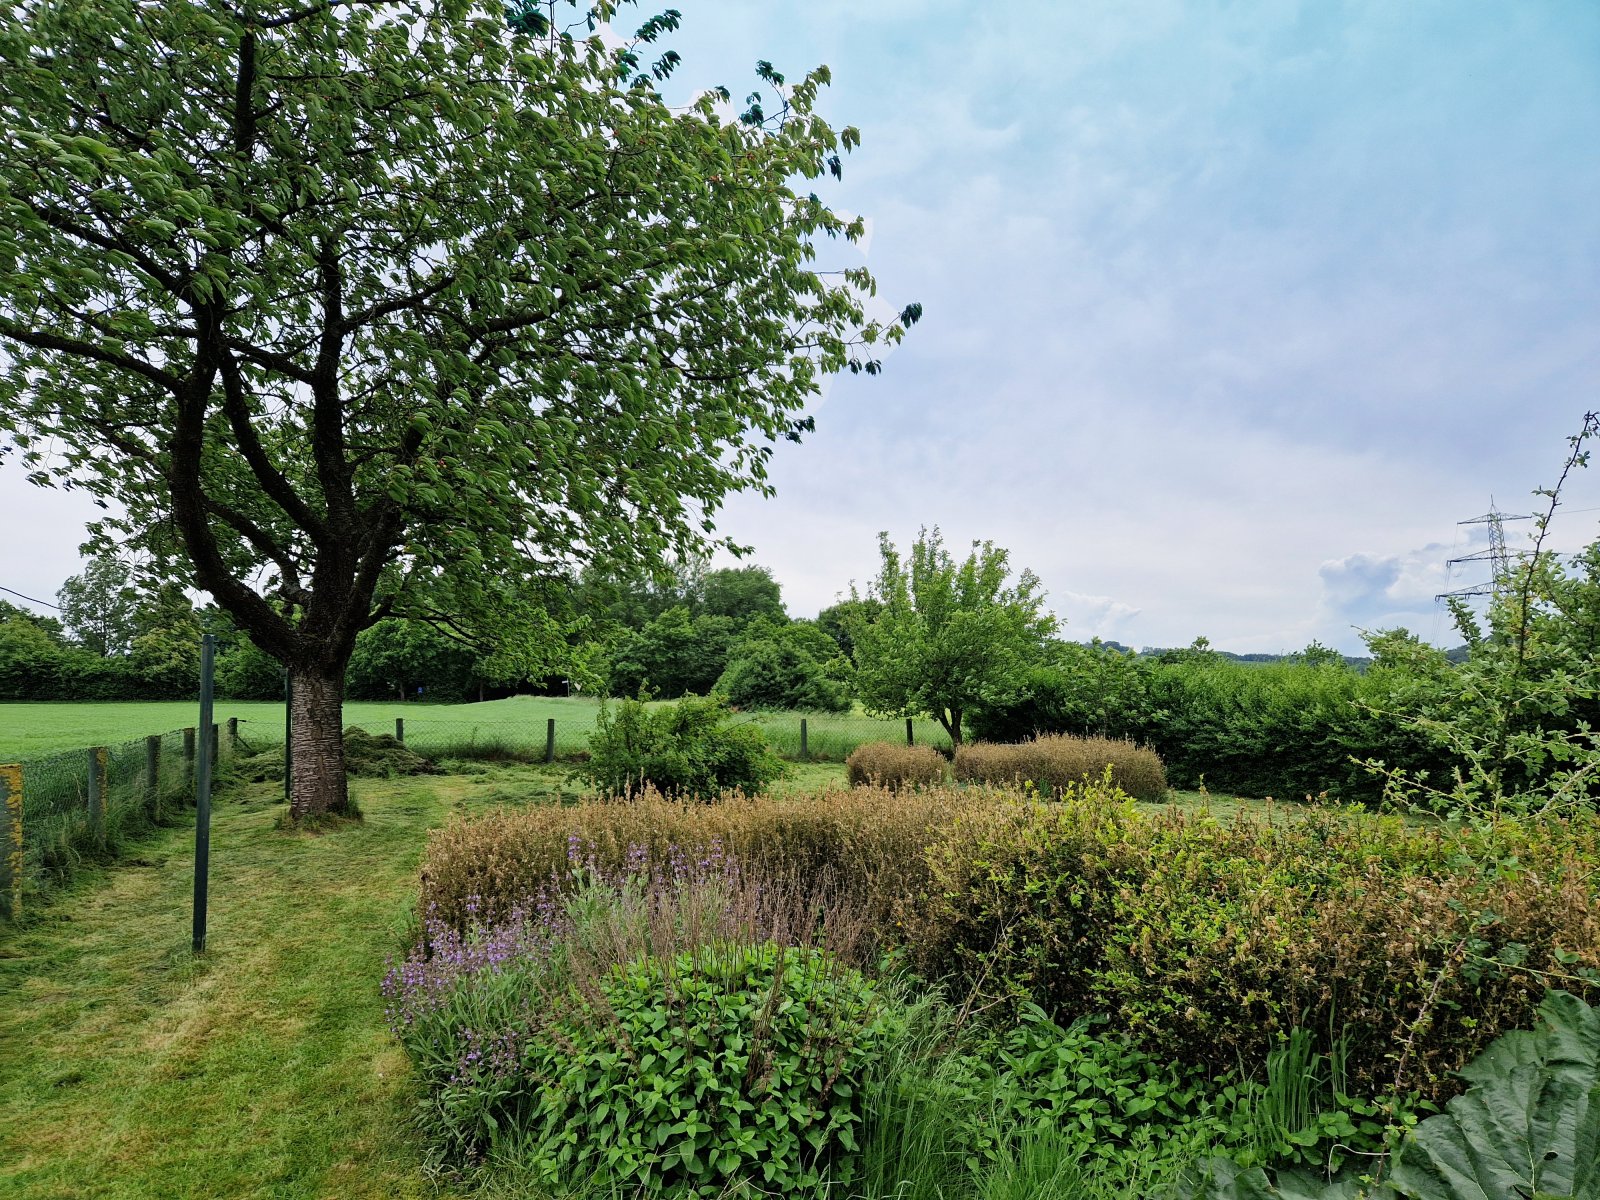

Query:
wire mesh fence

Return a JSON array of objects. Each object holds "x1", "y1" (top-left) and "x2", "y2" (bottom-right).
[
  {"x1": 229, "y1": 707, "x2": 951, "y2": 767},
  {"x1": 1, "y1": 727, "x2": 227, "y2": 920}
]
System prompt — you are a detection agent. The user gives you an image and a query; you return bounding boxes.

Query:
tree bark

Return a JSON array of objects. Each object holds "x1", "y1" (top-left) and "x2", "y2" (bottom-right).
[
  {"x1": 942, "y1": 707, "x2": 963, "y2": 748},
  {"x1": 289, "y1": 664, "x2": 352, "y2": 819}
]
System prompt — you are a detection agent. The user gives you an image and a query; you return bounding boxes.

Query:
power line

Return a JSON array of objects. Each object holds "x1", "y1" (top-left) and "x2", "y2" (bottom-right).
[{"x1": 0, "y1": 584, "x2": 60, "y2": 610}]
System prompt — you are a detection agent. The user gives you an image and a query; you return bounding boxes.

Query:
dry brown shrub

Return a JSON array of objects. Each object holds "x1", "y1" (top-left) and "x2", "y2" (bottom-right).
[
  {"x1": 953, "y1": 733, "x2": 1167, "y2": 801},
  {"x1": 419, "y1": 782, "x2": 1001, "y2": 934},
  {"x1": 844, "y1": 741, "x2": 949, "y2": 790}
]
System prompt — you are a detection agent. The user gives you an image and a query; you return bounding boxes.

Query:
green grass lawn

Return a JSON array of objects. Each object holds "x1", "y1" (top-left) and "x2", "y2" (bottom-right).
[
  {"x1": 0, "y1": 696, "x2": 955, "y2": 763},
  {"x1": 0, "y1": 768, "x2": 529, "y2": 1199},
  {"x1": 0, "y1": 695, "x2": 607, "y2": 760}
]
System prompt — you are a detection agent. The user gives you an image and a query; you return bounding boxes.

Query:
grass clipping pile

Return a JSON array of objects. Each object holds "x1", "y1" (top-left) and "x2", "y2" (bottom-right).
[{"x1": 235, "y1": 726, "x2": 439, "y2": 784}]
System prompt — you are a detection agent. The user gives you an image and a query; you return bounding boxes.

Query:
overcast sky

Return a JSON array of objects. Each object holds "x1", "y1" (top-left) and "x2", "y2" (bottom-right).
[{"x1": 3, "y1": 0, "x2": 1598, "y2": 654}]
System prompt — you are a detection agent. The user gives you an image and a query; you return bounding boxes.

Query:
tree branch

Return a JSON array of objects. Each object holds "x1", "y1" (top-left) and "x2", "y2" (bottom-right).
[{"x1": 0, "y1": 317, "x2": 182, "y2": 391}]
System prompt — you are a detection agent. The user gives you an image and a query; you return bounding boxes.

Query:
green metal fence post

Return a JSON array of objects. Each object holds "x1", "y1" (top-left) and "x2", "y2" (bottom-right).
[
  {"x1": 145, "y1": 735, "x2": 161, "y2": 819},
  {"x1": 1, "y1": 763, "x2": 21, "y2": 920},
  {"x1": 800, "y1": 718, "x2": 809, "y2": 761},
  {"x1": 545, "y1": 718, "x2": 556, "y2": 764},
  {"x1": 395, "y1": 717, "x2": 404, "y2": 745},
  {"x1": 193, "y1": 633, "x2": 216, "y2": 954},
  {"x1": 88, "y1": 746, "x2": 107, "y2": 850},
  {"x1": 210, "y1": 722, "x2": 220, "y2": 766},
  {"x1": 906, "y1": 718, "x2": 914, "y2": 747}
]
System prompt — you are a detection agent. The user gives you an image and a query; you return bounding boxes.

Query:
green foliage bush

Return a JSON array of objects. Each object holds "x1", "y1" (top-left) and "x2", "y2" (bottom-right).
[
  {"x1": 581, "y1": 694, "x2": 785, "y2": 801},
  {"x1": 845, "y1": 740, "x2": 950, "y2": 790},
  {"x1": 982, "y1": 1007, "x2": 1222, "y2": 1167},
  {"x1": 953, "y1": 734, "x2": 1168, "y2": 802},
  {"x1": 1194, "y1": 991, "x2": 1600, "y2": 1199},
  {"x1": 501, "y1": 944, "x2": 892, "y2": 1198},
  {"x1": 906, "y1": 791, "x2": 1600, "y2": 1103},
  {"x1": 968, "y1": 643, "x2": 1449, "y2": 803},
  {"x1": 715, "y1": 619, "x2": 850, "y2": 713}
]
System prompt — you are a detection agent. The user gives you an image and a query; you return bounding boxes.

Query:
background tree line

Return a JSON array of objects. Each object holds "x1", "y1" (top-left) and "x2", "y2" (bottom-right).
[{"x1": 10, "y1": 510, "x2": 1600, "y2": 812}]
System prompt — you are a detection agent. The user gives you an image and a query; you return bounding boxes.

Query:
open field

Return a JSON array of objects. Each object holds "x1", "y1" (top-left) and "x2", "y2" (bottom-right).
[{"x1": 0, "y1": 696, "x2": 959, "y2": 762}]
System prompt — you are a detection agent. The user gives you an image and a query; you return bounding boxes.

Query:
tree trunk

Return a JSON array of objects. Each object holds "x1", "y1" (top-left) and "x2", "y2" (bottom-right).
[
  {"x1": 942, "y1": 708, "x2": 963, "y2": 748},
  {"x1": 289, "y1": 664, "x2": 352, "y2": 819}
]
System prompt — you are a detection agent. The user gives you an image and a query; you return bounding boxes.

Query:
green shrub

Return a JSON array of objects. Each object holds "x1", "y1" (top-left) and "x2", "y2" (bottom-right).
[
  {"x1": 499, "y1": 944, "x2": 894, "y2": 1198},
  {"x1": 581, "y1": 694, "x2": 784, "y2": 801},
  {"x1": 845, "y1": 740, "x2": 950, "y2": 790},
  {"x1": 906, "y1": 793, "x2": 1600, "y2": 1103},
  {"x1": 984, "y1": 1007, "x2": 1221, "y2": 1166},
  {"x1": 389, "y1": 860, "x2": 908, "y2": 1198},
  {"x1": 953, "y1": 733, "x2": 1168, "y2": 801}
]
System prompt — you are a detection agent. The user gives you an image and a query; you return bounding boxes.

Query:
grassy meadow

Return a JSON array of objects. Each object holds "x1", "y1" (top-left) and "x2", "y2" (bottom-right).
[{"x1": 0, "y1": 695, "x2": 959, "y2": 763}]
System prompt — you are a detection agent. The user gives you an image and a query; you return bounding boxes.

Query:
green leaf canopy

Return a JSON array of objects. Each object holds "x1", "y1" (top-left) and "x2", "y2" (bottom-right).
[{"x1": 0, "y1": 0, "x2": 911, "y2": 677}]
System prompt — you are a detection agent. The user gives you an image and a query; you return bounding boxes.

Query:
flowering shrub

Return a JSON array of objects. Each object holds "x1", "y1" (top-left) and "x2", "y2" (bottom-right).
[
  {"x1": 386, "y1": 843, "x2": 896, "y2": 1195},
  {"x1": 417, "y1": 783, "x2": 990, "y2": 935}
]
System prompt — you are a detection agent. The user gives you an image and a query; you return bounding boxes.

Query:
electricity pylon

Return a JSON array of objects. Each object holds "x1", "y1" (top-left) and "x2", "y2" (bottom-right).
[{"x1": 1435, "y1": 499, "x2": 1531, "y2": 601}]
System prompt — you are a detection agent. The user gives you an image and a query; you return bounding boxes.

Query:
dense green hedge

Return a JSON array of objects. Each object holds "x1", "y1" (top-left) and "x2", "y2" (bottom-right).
[
  {"x1": 969, "y1": 644, "x2": 1454, "y2": 802},
  {"x1": 905, "y1": 791, "x2": 1600, "y2": 1102}
]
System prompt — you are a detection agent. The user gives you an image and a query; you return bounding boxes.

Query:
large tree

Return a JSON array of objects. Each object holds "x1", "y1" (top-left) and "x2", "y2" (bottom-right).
[
  {"x1": 850, "y1": 528, "x2": 1055, "y2": 747},
  {"x1": 0, "y1": 0, "x2": 915, "y2": 816}
]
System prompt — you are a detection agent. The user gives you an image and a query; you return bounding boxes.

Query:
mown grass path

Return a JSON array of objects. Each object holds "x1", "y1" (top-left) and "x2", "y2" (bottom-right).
[{"x1": 0, "y1": 775, "x2": 483, "y2": 1200}]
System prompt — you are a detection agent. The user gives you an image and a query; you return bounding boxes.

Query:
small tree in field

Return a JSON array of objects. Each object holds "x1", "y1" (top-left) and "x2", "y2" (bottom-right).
[
  {"x1": 0, "y1": 0, "x2": 915, "y2": 817},
  {"x1": 849, "y1": 528, "x2": 1056, "y2": 747}
]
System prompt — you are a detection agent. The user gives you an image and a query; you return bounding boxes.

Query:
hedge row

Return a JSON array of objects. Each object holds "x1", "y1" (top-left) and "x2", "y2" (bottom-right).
[{"x1": 418, "y1": 783, "x2": 1600, "y2": 1103}]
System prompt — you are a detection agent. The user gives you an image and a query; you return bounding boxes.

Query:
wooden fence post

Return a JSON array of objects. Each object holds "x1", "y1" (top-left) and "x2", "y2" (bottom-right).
[
  {"x1": 183, "y1": 727, "x2": 196, "y2": 797},
  {"x1": 545, "y1": 718, "x2": 556, "y2": 764},
  {"x1": 145, "y1": 735, "x2": 161, "y2": 819},
  {"x1": 905, "y1": 718, "x2": 914, "y2": 747},
  {"x1": 1, "y1": 763, "x2": 21, "y2": 920},
  {"x1": 395, "y1": 717, "x2": 404, "y2": 745},
  {"x1": 226, "y1": 718, "x2": 238, "y2": 752},
  {"x1": 88, "y1": 746, "x2": 107, "y2": 849},
  {"x1": 800, "y1": 718, "x2": 809, "y2": 761}
]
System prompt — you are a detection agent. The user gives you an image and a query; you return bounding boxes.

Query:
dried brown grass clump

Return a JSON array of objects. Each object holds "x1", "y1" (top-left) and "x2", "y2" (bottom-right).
[
  {"x1": 419, "y1": 783, "x2": 1001, "y2": 934},
  {"x1": 953, "y1": 733, "x2": 1167, "y2": 801},
  {"x1": 844, "y1": 741, "x2": 949, "y2": 790}
]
